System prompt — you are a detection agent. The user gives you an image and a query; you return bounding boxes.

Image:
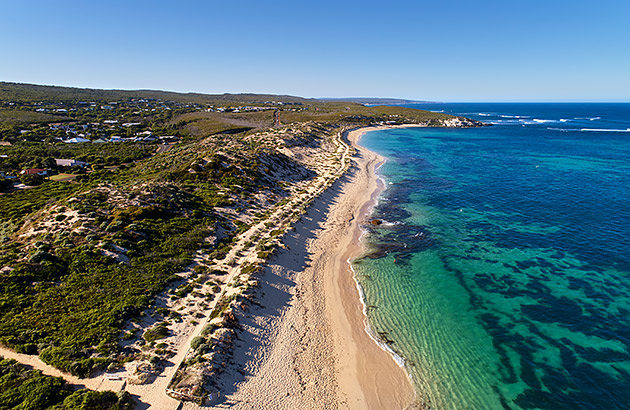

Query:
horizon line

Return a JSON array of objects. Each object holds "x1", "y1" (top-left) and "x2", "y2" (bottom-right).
[{"x1": 2, "y1": 80, "x2": 629, "y2": 104}]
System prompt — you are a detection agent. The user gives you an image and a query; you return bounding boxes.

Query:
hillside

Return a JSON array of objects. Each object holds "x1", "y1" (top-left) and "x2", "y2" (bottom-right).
[
  {"x1": 0, "y1": 82, "x2": 311, "y2": 105},
  {"x1": 319, "y1": 97, "x2": 436, "y2": 105}
]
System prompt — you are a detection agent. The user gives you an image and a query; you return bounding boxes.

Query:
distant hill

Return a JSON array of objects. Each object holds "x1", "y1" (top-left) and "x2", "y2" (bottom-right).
[
  {"x1": 0, "y1": 82, "x2": 312, "y2": 105},
  {"x1": 0, "y1": 82, "x2": 442, "y2": 108},
  {"x1": 318, "y1": 97, "x2": 437, "y2": 105}
]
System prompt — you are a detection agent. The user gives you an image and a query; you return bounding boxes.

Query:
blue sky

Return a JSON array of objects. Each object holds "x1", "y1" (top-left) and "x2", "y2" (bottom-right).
[{"x1": 1, "y1": 0, "x2": 629, "y2": 101}]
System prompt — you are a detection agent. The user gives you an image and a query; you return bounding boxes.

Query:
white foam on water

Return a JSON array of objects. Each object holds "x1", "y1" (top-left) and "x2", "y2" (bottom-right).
[
  {"x1": 498, "y1": 114, "x2": 530, "y2": 119},
  {"x1": 348, "y1": 260, "x2": 410, "y2": 371},
  {"x1": 581, "y1": 128, "x2": 630, "y2": 132}
]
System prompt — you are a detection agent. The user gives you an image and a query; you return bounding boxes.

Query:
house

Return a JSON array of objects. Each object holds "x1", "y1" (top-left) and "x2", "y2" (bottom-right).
[
  {"x1": 64, "y1": 137, "x2": 90, "y2": 143},
  {"x1": 92, "y1": 138, "x2": 108, "y2": 144},
  {"x1": 55, "y1": 159, "x2": 88, "y2": 167},
  {"x1": 20, "y1": 168, "x2": 48, "y2": 176},
  {"x1": 159, "y1": 135, "x2": 179, "y2": 143},
  {"x1": 0, "y1": 172, "x2": 17, "y2": 179},
  {"x1": 49, "y1": 123, "x2": 72, "y2": 131}
]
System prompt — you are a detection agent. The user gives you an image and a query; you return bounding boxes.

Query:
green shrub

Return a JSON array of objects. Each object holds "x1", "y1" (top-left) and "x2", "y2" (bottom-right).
[
  {"x1": 190, "y1": 336, "x2": 204, "y2": 351},
  {"x1": 143, "y1": 322, "x2": 169, "y2": 342}
]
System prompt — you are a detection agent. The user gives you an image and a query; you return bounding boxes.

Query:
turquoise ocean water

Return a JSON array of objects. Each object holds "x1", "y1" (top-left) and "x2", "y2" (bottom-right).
[{"x1": 355, "y1": 103, "x2": 630, "y2": 409}]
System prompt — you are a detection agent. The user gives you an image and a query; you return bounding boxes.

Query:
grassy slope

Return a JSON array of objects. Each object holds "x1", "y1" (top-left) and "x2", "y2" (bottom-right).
[{"x1": 0, "y1": 109, "x2": 69, "y2": 124}]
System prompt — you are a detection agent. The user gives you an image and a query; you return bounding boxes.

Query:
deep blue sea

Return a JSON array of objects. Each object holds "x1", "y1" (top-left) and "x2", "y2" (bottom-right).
[{"x1": 355, "y1": 103, "x2": 630, "y2": 409}]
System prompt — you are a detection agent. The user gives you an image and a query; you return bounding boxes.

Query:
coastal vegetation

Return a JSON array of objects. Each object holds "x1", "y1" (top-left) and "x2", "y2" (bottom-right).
[
  {"x1": 0, "y1": 81, "x2": 482, "y2": 404},
  {"x1": 0, "y1": 356, "x2": 133, "y2": 409}
]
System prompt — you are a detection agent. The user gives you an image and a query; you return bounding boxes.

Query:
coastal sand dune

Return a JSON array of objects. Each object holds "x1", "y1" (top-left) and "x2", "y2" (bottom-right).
[
  {"x1": 202, "y1": 127, "x2": 414, "y2": 409},
  {"x1": 0, "y1": 127, "x2": 415, "y2": 410}
]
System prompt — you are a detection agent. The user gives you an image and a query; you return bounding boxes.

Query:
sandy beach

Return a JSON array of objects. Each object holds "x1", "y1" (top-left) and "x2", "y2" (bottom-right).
[
  {"x1": 326, "y1": 127, "x2": 415, "y2": 409},
  {"x1": 213, "y1": 126, "x2": 415, "y2": 409}
]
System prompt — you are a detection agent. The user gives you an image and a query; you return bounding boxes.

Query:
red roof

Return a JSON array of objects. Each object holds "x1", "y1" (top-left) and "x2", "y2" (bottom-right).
[{"x1": 21, "y1": 168, "x2": 46, "y2": 175}]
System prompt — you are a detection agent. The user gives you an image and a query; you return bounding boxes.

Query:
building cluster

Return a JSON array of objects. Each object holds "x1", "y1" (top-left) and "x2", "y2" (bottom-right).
[
  {"x1": 1, "y1": 157, "x2": 89, "y2": 181},
  {"x1": 47, "y1": 122, "x2": 179, "y2": 144},
  {"x1": 3, "y1": 98, "x2": 203, "y2": 113}
]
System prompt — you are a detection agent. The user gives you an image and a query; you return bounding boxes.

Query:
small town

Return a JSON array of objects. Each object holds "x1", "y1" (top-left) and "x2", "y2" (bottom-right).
[{"x1": 0, "y1": 94, "x2": 306, "y2": 191}]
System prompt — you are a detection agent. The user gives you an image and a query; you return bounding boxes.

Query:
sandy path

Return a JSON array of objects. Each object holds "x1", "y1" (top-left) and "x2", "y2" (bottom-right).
[{"x1": 0, "y1": 346, "x2": 102, "y2": 389}]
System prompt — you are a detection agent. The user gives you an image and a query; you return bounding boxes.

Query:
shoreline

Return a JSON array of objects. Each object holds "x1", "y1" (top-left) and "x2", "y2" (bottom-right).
[
  {"x1": 332, "y1": 126, "x2": 416, "y2": 409},
  {"x1": 347, "y1": 126, "x2": 416, "y2": 373}
]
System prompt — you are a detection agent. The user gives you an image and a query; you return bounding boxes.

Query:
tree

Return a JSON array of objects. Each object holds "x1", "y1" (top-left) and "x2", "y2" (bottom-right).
[
  {"x1": 20, "y1": 173, "x2": 45, "y2": 186},
  {"x1": 0, "y1": 177, "x2": 12, "y2": 192},
  {"x1": 43, "y1": 156, "x2": 57, "y2": 168}
]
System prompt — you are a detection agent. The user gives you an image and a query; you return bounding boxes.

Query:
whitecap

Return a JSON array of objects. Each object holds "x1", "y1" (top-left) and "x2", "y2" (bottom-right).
[
  {"x1": 517, "y1": 119, "x2": 537, "y2": 125},
  {"x1": 499, "y1": 114, "x2": 530, "y2": 119},
  {"x1": 581, "y1": 128, "x2": 630, "y2": 132}
]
